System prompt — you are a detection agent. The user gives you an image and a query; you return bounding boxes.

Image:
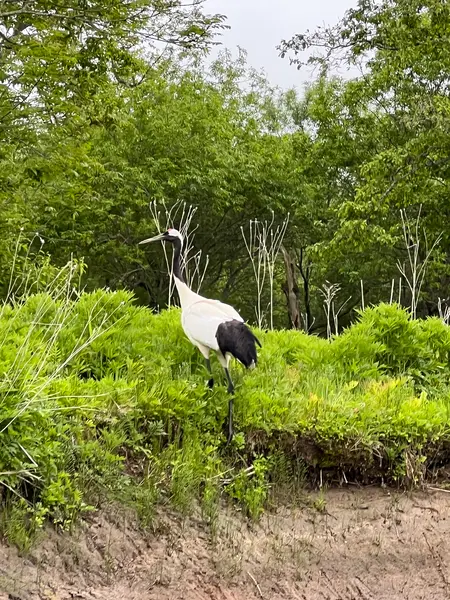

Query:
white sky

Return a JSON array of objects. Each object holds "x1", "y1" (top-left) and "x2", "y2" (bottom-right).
[{"x1": 205, "y1": 0, "x2": 358, "y2": 90}]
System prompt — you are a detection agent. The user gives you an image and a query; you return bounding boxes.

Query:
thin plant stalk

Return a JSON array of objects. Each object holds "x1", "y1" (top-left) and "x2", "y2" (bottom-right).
[
  {"x1": 241, "y1": 219, "x2": 267, "y2": 328},
  {"x1": 149, "y1": 200, "x2": 209, "y2": 304},
  {"x1": 389, "y1": 279, "x2": 395, "y2": 304},
  {"x1": 241, "y1": 212, "x2": 289, "y2": 329},
  {"x1": 397, "y1": 206, "x2": 443, "y2": 319},
  {"x1": 437, "y1": 297, "x2": 450, "y2": 325}
]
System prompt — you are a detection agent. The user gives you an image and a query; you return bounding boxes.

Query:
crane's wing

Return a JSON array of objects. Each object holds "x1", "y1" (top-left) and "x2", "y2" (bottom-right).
[
  {"x1": 182, "y1": 299, "x2": 243, "y2": 351},
  {"x1": 206, "y1": 299, "x2": 244, "y2": 322}
]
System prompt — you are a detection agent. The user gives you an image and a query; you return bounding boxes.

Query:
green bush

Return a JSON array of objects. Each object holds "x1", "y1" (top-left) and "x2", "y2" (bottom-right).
[{"x1": 333, "y1": 303, "x2": 450, "y2": 384}]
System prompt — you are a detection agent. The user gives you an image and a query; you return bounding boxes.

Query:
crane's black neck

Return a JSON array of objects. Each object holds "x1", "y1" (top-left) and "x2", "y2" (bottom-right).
[{"x1": 171, "y1": 238, "x2": 184, "y2": 283}]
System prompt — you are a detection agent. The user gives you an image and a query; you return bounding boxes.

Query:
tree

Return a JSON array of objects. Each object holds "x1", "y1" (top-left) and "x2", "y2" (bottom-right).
[
  {"x1": 280, "y1": 0, "x2": 450, "y2": 317},
  {"x1": 0, "y1": 0, "x2": 227, "y2": 299},
  {"x1": 0, "y1": 0, "x2": 226, "y2": 138}
]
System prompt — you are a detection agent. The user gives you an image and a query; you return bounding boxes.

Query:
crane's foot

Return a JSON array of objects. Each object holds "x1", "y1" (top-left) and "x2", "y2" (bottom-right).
[
  {"x1": 226, "y1": 424, "x2": 234, "y2": 446},
  {"x1": 208, "y1": 377, "x2": 214, "y2": 389},
  {"x1": 223, "y1": 420, "x2": 234, "y2": 446}
]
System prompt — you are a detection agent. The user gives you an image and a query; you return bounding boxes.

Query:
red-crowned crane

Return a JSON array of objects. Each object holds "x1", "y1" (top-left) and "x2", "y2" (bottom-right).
[{"x1": 139, "y1": 228, "x2": 261, "y2": 443}]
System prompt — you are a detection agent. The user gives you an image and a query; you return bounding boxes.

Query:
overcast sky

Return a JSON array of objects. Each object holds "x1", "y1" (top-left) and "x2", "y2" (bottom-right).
[{"x1": 205, "y1": 0, "x2": 358, "y2": 90}]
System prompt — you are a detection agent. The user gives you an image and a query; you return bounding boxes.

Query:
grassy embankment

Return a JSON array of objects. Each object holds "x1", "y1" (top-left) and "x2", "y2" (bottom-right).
[{"x1": 1, "y1": 262, "x2": 450, "y2": 548}]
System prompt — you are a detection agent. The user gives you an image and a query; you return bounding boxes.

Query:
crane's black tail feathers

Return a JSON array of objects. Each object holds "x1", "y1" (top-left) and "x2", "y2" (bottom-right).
[{"x1": 216, "y1": 320, "x2": 261, "y2": 368}]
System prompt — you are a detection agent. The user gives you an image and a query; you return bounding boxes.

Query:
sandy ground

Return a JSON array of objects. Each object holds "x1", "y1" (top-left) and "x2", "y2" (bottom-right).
[{"x1": 1, "y1": 487, "x2": 450, "y2": 599}]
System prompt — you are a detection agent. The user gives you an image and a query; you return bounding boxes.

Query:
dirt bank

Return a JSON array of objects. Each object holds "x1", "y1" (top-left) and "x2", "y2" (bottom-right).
[{"x1": 1, "y1": 487, "x2": 450, "y2": 600}]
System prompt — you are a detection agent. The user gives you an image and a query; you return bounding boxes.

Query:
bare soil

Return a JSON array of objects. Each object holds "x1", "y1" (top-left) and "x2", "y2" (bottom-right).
[{"x1": 1, "y1": 487, "x2": 450, "y2": 600}]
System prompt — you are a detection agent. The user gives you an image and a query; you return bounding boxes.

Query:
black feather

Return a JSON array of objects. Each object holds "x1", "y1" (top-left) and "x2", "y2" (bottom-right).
[{"x1": 216, "y1": 320, "x2": 261, "y2": 368}]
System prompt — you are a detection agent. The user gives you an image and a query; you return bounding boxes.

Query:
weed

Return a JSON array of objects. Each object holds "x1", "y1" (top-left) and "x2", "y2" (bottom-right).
[
  {"x1": 226, "y1": 457, "x2": 271, "y2": 520},
  {"x1": 313, "y1": 490, "x2": 327, "y2": 513},
  {"x1": 0, "y1": 498, "x2": 46, "y2": 551}
]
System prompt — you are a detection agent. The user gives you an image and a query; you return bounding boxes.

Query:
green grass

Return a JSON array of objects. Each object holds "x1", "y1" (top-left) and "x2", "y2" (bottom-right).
[{"x1": 1, "y1": 265, "x2": 450, "y2": 547}]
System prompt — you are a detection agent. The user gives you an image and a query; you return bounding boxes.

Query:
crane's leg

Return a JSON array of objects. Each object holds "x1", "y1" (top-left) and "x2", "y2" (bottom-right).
[
  {"x1": 224, "y1": 368, "x2": 234, "y2": 394},
  {"x1": 205, "y1": 358, "x2": 214, "y2": 389},
  {"x1": 224, "y1": 368, "x2": 234, "y2": 444},
  {"x1": 216, "y1": 352, "x2": 235, "y2": 444},
  {"x1": 198, "y1": 345, "x2": 213, "y2": 389}
]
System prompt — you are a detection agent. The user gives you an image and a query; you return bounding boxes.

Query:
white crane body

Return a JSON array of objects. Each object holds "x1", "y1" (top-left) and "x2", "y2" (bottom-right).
[{"x1": 173, "y1": 275, "x2": 244, "y2": 367}]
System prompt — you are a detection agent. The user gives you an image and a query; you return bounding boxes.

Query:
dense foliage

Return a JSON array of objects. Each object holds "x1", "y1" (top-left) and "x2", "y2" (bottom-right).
[
  {"x1": 2, "y1": 280, "x2": 450, "y2": 546},
  {"x1": 280, "y1": 0, "x2": 450, "y2": 323}
]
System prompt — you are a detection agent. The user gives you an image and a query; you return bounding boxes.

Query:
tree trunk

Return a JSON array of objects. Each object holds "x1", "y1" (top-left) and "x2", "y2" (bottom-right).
[
  {"x1": 298, "y1": 247, "x2": 313, "y2": 332},
  {"x1": 281, "y1": 245, "x2": 302, "y2": 330}
]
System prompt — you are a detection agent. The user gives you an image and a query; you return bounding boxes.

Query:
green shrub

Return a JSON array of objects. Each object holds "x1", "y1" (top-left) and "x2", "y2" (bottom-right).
[{"x1": 333, "y1": 303, "x2": 450, "y2": 384}]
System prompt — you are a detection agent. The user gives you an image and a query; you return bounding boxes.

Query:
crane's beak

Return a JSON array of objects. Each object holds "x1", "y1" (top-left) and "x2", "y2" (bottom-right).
[{"x1": 138, "y1": 232, "x2": 166, "y2": 245}]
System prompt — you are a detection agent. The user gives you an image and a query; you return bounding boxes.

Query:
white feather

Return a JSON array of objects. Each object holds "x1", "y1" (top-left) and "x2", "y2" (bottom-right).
[
  {"x1": 173, "y1": 277, "x2": 203, "y2": 308},
  {"x1": 172, "y1": 276, "x2": 243, "y2": 355},
  {"x1": 207, "y1": 298, "x2": 244, "y2": 322},
  {"x1": 181, "y1": 299, "x2": 242, "y2": 351}
]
